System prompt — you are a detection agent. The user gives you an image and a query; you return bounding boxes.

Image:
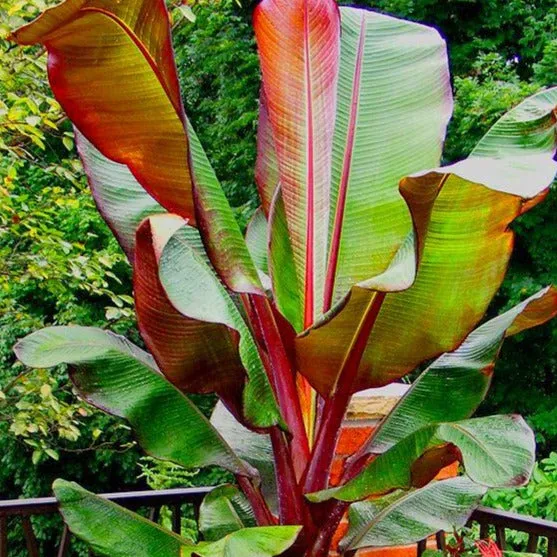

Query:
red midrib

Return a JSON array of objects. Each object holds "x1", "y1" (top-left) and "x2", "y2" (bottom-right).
[
  {"x1": 323, "y1": 14, "x2": 366, "y2": 312},
  {"x1": 303, "y1": 0, "x2": 315, "y2": 329}
]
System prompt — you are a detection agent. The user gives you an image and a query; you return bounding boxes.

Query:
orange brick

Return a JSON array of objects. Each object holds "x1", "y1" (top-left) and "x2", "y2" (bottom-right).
[
  {"x1": 330, "y1": 517, "x2": 349, "y2": 549},
  {"x1": 336, "y1": 424, "x2": 375, "y2": 456},
  {"x1": 329, "y1": 456, "x2": 346, "y2": 487}
]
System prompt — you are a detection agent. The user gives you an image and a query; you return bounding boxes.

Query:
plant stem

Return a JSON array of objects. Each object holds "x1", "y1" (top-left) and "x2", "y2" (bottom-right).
[
  {"x1": 237, "y1": 475, "x2": 276, "y2": 526},
  {"x1": 306, "y1": 500, "x2": 348, "y2": 556},
  {"x1": 306, "y1": 456, "x2": 369, "y2": 555},
  {"x1": 249, "y1": 294, "x2": 310, "y2": 478},
  {"x1": 303, "y1": 292, "x2": 386, "y2": 494},
  {"x1": 270, "y1": 427, "x2": 311, "y2": 529}
]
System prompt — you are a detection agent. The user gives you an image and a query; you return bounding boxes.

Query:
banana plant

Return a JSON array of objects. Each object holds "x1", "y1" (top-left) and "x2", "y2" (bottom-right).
[{"x1": 10, "y1": 0, "x2": 557, "y2": 555}]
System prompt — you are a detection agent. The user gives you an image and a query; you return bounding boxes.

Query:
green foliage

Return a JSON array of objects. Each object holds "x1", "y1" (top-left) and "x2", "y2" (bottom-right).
[
  {"x1": 0, "y1": 0, "x2": 556, "y2": 555},
  {"x1": 174, "y1": 1, "x2": 261, "y2": 221},
  {"x1": 351, "y1": 0, "x2": 557, "y2": 78}
]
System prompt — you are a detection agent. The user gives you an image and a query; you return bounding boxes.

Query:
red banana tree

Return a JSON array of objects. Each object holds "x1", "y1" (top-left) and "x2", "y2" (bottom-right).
[{"x1": 10, "y1": 0, "x2": 557, "y2": 555}]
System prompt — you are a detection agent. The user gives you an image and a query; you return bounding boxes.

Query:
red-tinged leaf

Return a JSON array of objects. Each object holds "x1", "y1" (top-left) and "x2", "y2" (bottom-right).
[
  {"x1": 12, "y1": 0, "x2": 194, "y2": 219},
  {"x1": 13, "y1": 2, "x2": 263, "y2": 295},
  {"x1": 134, "y1": 214, "x2": 246, "y2": 412},
  {"x1": 154, "y1": 218, "x2": 284, "y2": 430},
  {"x1": 367, "y1": 286, "x2": 557, "y2": 455},
  {"x1": 254, "y1": 0, "x2": 340, "y2": 328},
  {"x1": 323, "y1": 7, "x2": 452, "y2": 311}
]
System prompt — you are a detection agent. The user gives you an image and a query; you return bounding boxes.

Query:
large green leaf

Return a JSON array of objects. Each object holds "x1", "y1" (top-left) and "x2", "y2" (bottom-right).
[
  {"x1": 14, "y1": 327, "x2": 251, "y2": 476},
  {"x1": 53, "y1": 479, "x2": 192, "y2": 557},
  {"x1": 199, "y1": 484, "x2": 256, "y2": 542},
  {"x1": 158, "y1": 225, "x2": 283, "y2": 430},
  {"x1": 55, "y1": 480, "x2": 299, "y2": 557},
  {"x1": 308, "y1": 414, "x2": 534, "y2": 503},
  {"x1": 368, "y1": 286, "x2": 557, "y2": 454},
  {"x1": 296, "y1": 87, "x2": 557, "y2": 397},
  {"x1": 181, "y1": 526, "x2": 301, "y2": 557},
  {"x1": 323, "y1": 6, "x2": 452, "y2": 311},
  {"x1": 340, "y1": 477, "x2": 486, "y2": 551}
]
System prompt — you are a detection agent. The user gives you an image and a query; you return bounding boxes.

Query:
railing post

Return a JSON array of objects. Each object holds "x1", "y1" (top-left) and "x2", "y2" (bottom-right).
[
  {"x1": 172, "y1": 504, "x2": 181, "y2": 535},
  {"x1": 21, "y1": 516, "x2": 40, "y2": 557},
  {"x1": 494, "y1": 525, "x2": 506, "y2": 550},
  {"x1": 548, "y1": 537, "x2": 556, "y2": 557},
  {"x1": 0, "y1": 516, "x2": 7, "y2": 557},
  {"x1": 526, "y1": 533, "x2": 539, "y2": 553},
  {"x1": 417, "y1": 538, "x2": 427, "y2": 556},
  {"x1": 57, "y1": 524, "x2": 71, "y2": 557}
]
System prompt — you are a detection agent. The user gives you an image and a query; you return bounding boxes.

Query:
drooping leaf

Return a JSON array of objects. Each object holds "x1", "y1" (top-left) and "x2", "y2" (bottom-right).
[
  {"x1": 340, "y1": 477, "x2": 486, "y2": 551},
  {"x1": 12, "y1": 1, "x2": 262, "y2": 295},
  {"x1": 199, "y1": 484, "x2": 256, "y2": 542},
  {"x1": 323, "y1": 6, "x2": 452, "y2": 311},
  {"x1": 254, "y1": 0, "x2": 340, "y2": 328},
  {"x1": 158, "y1": 223, "x2": 283, "y2": 430},
  {"x1": 308, "y1": 414, "x2": 534, "y2": 503},
  {"x1": 368, "y1": 286, "x2": 557, "y2": 454},
  {"x1": 53, "y1": 479, "x2": 192, "y2": 557},
  {"x1": 134, "y1": 214, "x2": 248, "y2": 413},
  {"x1": 296, "y1": 87, "x2": 557, "y2": 396},
  {"x1": 14, "y1": 327, "x2": 251, "y2": 475},
  {"x1": 181, "y1": 526, "x2": 301, "y2": 557}
]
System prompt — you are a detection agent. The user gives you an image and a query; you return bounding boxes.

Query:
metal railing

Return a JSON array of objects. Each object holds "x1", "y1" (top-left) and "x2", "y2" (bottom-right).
[
  {"x1": 417, "y1": 506, "x2": 557, "y2": 557},
  {"x1": 1, "y1": 490, "x2": 557, "y2": 556},
  {"x1": 0, "y1": 487, "x2": 212, "y2": 556}
]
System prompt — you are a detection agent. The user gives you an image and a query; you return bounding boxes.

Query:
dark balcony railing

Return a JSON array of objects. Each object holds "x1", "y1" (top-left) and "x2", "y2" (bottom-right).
[
  {"x1": 1, "y1": 489, "x2": 556, "y2": 556},
  {"x1": 0, "y1": 486, "x2": 212, "y2": 556},
  {"x1": 417, "y1": 506, "x2": 557, "y2": 557}
]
